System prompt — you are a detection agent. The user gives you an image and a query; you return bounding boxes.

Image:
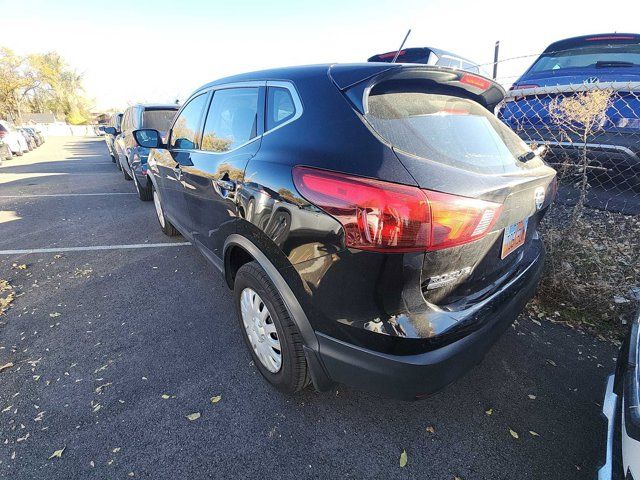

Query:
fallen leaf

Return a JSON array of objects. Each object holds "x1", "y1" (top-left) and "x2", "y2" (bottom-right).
[
  {"x1": 546, "y1": 359, "x2": 557, "y2": 367},
  {"x1": 12, "y1": 263, "x2": 27, "y2": 270},
  {"x1": 425, "y1": 426, "x2": 435, "y2": 434},
  {"x1": 186, "y1": 412, "x2": 201, "y2": 421},
  {"x1": 399, "y1": 449, "x2": 407, "y2": 468},
  {"x1": 210, "y1": 395, "x2": 222, "y2": 405},
  {"x1": 528, "y1": 394, "x2": 537, "y2": 400},
  {"x1": 485, "y1": 408, "x2": 493, "y2": 416},
  {"x1": 112, "y1": 447, "x2": 120, "y2": 453},
  {"x1": 49, "y1": 312, "x2": 61, "y2": 318},
  {"x1": 509, "y1": 429, "x2": 519, "y2": 439},
  {"x1": 529, "y1": 431, "x2": 540, "y2": 437},
  {"x1": 48, "y1": 447, "x2": 65, "y2": 459},
  {"x1": 161, "y1": 394, "x2": 171, "y2": 400},
  {"x1": 90, "y1": 460, "x2": 95, "y2": 467},
  {"x1": 0, "y1": 362, "x2": 13, "y2": 373}
]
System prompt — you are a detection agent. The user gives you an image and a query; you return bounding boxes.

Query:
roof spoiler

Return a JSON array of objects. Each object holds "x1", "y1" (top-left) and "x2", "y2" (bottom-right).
[{"x1": 329, "y1": 64, "x2": 505, "y2": 112}]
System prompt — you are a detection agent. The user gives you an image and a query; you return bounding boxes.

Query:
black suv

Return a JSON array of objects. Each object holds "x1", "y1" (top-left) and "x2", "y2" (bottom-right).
[{"x1": 132, "y1": 64, "x2": 557, "y2": 400}]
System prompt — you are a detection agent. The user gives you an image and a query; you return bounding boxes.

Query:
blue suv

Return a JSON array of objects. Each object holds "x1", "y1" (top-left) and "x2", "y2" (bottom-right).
[{"x1": 498, "y1": 33, "x2": 640, "y2": 191}]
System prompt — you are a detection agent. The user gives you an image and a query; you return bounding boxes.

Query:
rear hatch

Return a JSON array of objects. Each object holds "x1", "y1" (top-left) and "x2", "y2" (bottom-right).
[{"x1": 332, "y1": 65, "x2": 557, "y2": 307}]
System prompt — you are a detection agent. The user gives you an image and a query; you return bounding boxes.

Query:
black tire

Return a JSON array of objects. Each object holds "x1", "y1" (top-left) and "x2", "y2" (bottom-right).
[
  {"x1": 152, "y1": 184, "x2": 179, "y2": 236},
  {"x1": 111, "y1": 154, "x2": 116, "y2": 163},
  {"x1": 135, "y1": 176, "x2": 153, "y2": 201},
  {"x1": 3, "y1": 148, "x2": 12, "y2": 160},
  {"x1": 115, "y1": 155, "x2": 122, "y2": 170},
  {"x1": 15, "y1": 150, "x2": 23, "y2": 157},
  {"x1": 233, "y1": 261, "x2": 309, "y2": 394}
]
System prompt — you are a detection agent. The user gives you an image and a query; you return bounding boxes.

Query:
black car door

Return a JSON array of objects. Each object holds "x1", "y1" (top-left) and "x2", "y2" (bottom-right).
[
  {"x1": 154, "y1": 92, "x2": 210, "y2": 233},
  {"x1": 180, "y1": 84, "x2": 264, "y2": 261}
]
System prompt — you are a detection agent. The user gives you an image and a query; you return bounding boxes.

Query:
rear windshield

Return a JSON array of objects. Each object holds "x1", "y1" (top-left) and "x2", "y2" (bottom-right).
[
  {"x1": 529, "y1": 43, "x2": 640, "y2": 73},
  {"x1": 365, "y1": 92, "x2": 530, "y2": 173},
  {"x1": 142, "y1": 109, "x2": 177, "y2": 131}
]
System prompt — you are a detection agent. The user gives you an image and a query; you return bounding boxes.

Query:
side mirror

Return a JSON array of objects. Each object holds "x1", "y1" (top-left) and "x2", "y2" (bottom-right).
[
  {"x1": 133, "y1": 129, "x2": 163, "y2": 149},
  {"x1": 103, "y1": 126, "x2": 117, "y2": 136}
]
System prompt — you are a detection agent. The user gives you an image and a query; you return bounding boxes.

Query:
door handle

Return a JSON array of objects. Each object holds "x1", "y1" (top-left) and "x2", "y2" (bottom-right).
[{"x1": 215, "y1": 179, "x2": 236, "y2": 191}]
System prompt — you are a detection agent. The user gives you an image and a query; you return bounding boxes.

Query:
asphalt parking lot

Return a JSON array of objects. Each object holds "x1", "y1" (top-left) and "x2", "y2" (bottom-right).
[{"x1": 0, "y1": 137, "x2": 618, "y2": 479}]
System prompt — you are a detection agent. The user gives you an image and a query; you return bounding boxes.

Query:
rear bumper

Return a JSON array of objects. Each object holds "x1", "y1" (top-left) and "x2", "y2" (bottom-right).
[{"x1": 314, "y1": 242, "x2": 544, "y2": 400}]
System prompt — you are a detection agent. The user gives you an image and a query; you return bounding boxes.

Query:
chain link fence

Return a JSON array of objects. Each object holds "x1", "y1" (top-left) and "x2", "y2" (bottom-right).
[{"x1": 495, "y1": 81, "x2": 640, "y2": 336}]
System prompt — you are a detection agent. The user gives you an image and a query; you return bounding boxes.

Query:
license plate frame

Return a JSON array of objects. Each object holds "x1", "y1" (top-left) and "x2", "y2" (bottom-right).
[{"x1": 501, "y1": 218, "x2": 528, "y2": 259}]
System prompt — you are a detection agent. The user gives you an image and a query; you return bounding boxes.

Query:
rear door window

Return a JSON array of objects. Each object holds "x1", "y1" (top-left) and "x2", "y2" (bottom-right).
[
  {"x1": 201, "y1": 87, "x2": 259, "y2": 152},
  {"x1": 170, "y1": 94, "x2": 208, "y2": 150},
  {"x1": 365, "y1": 91, "x2": 530, "y2": 173}
]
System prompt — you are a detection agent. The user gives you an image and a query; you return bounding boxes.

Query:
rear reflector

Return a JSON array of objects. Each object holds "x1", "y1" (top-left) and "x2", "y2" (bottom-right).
[{"x1": 292, "y1": 166, "x2": 502, "y2": 253}]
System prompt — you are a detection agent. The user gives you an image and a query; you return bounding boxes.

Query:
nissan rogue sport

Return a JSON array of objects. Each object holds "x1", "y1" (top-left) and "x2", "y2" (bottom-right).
[{"x1": 131, "y1": 63, "x2": 557, "y2": 400}]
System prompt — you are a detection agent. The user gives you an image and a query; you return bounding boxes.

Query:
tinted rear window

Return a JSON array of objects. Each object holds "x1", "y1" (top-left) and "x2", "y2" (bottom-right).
[
  {"x1": 529, "y1": 43, "x2": 640, "y2": 73},
  {"x1": 142, "y1": 109, "x2": 177, "y2": 131},
  {"x1": 365, "y1": 92, "x2": 530, "y2": 174}
]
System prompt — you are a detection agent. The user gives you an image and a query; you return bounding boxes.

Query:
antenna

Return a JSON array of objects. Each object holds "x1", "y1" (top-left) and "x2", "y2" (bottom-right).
[{"x1": 391, "y1": 29, "x2": 412, "y2": 63}]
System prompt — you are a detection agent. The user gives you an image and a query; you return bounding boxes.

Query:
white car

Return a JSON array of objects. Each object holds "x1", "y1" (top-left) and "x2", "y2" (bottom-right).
[
  {"x1": 599, "y1": 308, "x2": 640, "y2": 480},
  {"x1": 0, "y1": 120, "x2": 29, "y2": 155}
]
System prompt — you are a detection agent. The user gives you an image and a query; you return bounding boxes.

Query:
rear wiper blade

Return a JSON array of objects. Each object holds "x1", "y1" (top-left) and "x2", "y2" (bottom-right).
[{"x1": 595, "y1": 60, "x2": 635, "y2": 68}]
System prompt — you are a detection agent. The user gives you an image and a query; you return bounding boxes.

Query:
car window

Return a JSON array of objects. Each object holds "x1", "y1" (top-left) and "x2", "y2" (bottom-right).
[
  {"x1": 201, "y1": 87, "x2": 259, "y2": 152},
  {"x1": 365, "y1": 92, "x2": 530, "y2": 174},
  {"x1": 266, "y1": 87, "x2": 296, "y2": 130},
  {"x1": 529, "y1": 44, "x2": 640, "y2": 73},
  {"x1": 170, "y1": 94, "x2": 208, "y2": 150},
  {"x1": 142, "y1": 109, "x2": 177, "y2": 132}
]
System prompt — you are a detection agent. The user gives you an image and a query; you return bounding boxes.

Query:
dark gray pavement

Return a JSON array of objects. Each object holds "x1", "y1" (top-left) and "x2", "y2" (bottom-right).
[{"x1": 0, "y1": 137, "x2": 617, "y2": 479}]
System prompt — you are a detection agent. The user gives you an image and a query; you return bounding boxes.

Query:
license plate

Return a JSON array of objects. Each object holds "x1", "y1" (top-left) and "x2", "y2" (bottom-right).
[{"x1": 501, "y1": 218, "x2": 528, "y2": 259}]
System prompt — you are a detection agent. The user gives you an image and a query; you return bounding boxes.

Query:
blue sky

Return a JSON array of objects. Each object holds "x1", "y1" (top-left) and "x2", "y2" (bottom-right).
[{"x1": 1, "y1": 0, "x2": 639, "y2": 109}]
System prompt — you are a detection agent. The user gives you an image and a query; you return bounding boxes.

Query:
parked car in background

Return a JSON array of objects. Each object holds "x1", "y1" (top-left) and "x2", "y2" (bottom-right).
[
  {"x1": 131, "y1": 64, "x2": 556, "y2": 399},
  {"x1": 104, "y1": 113, "x2": 123, "y2": 163},
  {"x1": 108, "y1": 104, "x2": 178, "y2": 200},
  {"x1": 22, "y1": 127, "x2": 43, "y2": 146},
  {"x1": 599, "y1": 308, "x2": 640, "y2": 480},
  {"x1": 498, "y1": 33, "x2": 640, "y2": 191},
  {"x1": 0, "y1": 120, "x2": 29, "y2": 156},
  {"x1": 368, "y1": 46, "x2": 484, "y2": 74},
  {"x1": 18, "y1": 128, "x2": 37, "y2": 150}
]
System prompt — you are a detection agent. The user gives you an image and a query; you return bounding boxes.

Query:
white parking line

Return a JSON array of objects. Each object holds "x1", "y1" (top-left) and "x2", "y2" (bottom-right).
[
  {"x1": 0, "y1": 242, "x2": 192, "y2": 255},
  {"x1": 0, "y1": 193, "x2": 137, "y2": 198}
]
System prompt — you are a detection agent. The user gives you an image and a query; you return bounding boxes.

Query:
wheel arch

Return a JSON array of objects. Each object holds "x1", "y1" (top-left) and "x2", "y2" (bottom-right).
[{"x1": 223, "y1": 234, "x2": 333, "y2": 391}]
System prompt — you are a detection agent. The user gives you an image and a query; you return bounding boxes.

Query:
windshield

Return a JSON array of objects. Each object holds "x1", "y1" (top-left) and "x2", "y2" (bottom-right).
[
  {"x1": 142, "y1": 109, "x2": 177, "y2": 131},
  {"x1": 529, "y1": 44, "x2": 640, "y2": 73},
  {"x1": 365, "y1": 92, "x2": 530, "y2": 174}
]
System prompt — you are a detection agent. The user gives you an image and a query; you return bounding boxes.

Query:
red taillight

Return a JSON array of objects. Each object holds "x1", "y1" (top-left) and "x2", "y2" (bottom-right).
[
  {"x1": 585, "y1": 35, "x2": 635, "y2": 41},
  {"x1": 459, "y1": 73, "x2": 492, "y2": 91},
  {"x1": 292, "y1": 167, "x2": 502, "y2": 253},
  {"x1": 379, "y1": 50, "x2": 406, "y2": 60},
  {"x1": 426, "y1": 191, "x2": 502, "y2": 250},
  {"x1": 0, "y1": 131, "x2": 6, "y2": 139}
]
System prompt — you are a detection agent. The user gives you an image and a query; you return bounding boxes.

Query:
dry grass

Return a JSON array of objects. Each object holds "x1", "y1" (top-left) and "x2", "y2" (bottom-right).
[{"x1": 535, "y1": 205, "x2": 639, "y2": 338}]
